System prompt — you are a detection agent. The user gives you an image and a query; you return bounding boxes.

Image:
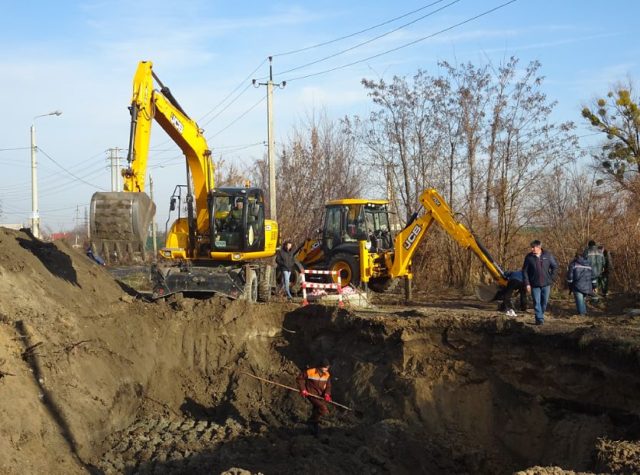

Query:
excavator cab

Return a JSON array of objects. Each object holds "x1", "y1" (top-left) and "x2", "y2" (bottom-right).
[{"x1": 210, "y1": 187, "x2": 266, "y2": 253}]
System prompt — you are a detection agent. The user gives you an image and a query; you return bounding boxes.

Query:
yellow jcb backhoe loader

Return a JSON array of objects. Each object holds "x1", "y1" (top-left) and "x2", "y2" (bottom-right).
[
  {"x1": 295, "y1": 188, "x2": 507, "y2": 294},
  {"x1": 90, "y1": 61, "x2": 278, "y2": 301}
]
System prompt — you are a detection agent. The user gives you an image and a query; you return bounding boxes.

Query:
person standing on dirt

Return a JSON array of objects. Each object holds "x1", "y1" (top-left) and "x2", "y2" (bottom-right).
[
  {"x1": 500, "y1": 270, "x2": 527, "y2": 317},
  {"x1": 583, "y1": 240, "x2": 605, "y2": 299},
  {"x1": 567, "y1": 253, "x2": 593, "y2": 316},
  {"x1": 599, "y1": 246, "x2": 611, "y2": 297},
  {"x1": 522, "y1": 240, "x2": 558, "y2": 325},
  {"x1": 297, "y1": 358, "x2": 332, "y2": 436},
  {"x1": 276, "y1": 240, "x2": 295, "y2": 301}
]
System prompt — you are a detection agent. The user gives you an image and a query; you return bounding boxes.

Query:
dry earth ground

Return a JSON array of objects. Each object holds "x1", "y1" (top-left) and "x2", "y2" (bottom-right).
[{"x1": 0, "y1": 227, "x2": 638, "y2": 474}]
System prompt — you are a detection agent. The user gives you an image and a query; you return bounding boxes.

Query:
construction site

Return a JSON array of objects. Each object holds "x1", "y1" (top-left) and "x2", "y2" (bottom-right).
[{"x1": 0, "y1": 227, "x2": 639, "y2": 475}]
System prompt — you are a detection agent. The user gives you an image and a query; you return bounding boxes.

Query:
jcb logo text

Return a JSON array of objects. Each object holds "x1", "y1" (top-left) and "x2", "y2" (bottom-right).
[{"x1": 403, "y1": 224, "x2": 422, "y2": 250}]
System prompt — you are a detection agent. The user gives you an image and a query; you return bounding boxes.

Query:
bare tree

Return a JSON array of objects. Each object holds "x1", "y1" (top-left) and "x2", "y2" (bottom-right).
[
  {"x1": 254, "y1": 110, "x2": 365, "y2": 246},
  {"x1": 354, "y1": 57, "x2": 579, "y2": 288}
]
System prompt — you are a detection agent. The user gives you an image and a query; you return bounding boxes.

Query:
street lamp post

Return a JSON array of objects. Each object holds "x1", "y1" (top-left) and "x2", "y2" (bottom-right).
[{"x1": 31, "y1": 110, "x2": 62, "y2": 239}]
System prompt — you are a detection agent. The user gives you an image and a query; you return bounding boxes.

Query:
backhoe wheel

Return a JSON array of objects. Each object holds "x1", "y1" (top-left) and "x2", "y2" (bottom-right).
[
  {"x1": 244, "y1": 267, "x2": 258, "y2": 303},
  {"x1": 328, "y1": 253, "x2": 360, "y2": 289},
  {"x1": 257, "y1": 264, "x2": 273, "y2": 302},
  {"x1": 368, "y1": 277, "x2": 399, "y2": 293}
]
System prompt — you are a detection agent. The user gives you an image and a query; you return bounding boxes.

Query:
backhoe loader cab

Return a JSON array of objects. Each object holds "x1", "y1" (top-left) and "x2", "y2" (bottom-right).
[
  {"x1": 321, "y1": 199, "x2": 392, "y2": 253},
  {"x1": 296, "y1": 199, "x2": 394, "y2": 289}
]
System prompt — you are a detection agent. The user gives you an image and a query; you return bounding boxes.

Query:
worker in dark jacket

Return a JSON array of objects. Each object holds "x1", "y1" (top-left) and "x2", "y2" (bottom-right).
[
  {"x1": 599, "y1": 246, "x2": 611, "y2": 297},
  {"x1": 275, "y1": 240, "x2": 296, "y2": 300},
  {"x1": 296, "y1": 358, "x2": 332, "y2": 436},
  {"x1": 499, "y1": 270, "x2": 527, "y2": 317},
  {"x1": 583, "y1": 240, "x2": 605, "y2": 299},
  {"x1": 522, "y1": 240, "x2": 558, "y2": 325},
  {"x1": 567, "y1": 254, "x2": 593, "y2": 315}
]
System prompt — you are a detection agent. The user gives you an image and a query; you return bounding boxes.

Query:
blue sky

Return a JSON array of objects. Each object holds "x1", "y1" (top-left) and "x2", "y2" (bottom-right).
[{"x1": 0, "y1": 0, "x2": 638, "y2": 232}]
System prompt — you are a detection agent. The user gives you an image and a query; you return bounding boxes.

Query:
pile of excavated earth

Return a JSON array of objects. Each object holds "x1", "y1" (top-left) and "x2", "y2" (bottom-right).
[{"x1": 0, "y1": 227, "x2": 639, "y2": 475}]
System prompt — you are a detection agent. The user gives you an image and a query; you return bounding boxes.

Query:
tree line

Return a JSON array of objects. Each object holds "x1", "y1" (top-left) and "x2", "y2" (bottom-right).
[{"x1": 218, "y1": 56, "x2": 640, "y2": 293}]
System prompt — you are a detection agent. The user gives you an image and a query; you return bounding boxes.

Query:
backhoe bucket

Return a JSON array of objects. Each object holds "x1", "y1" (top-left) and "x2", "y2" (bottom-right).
[
  {"x1": 475, "y1": 282, "x2": 502, "y2": 302},
  {"x1": 90, "y1": 191, "x2": 156, "y2": 263}
]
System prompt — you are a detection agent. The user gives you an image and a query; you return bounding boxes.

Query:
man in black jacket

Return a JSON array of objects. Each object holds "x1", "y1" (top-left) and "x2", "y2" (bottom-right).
[
  {"x1": 522, "y1": 240, "x2": 558, "y2": 325},
  {"x1": 276, "y1": 240, "x2": 295, "y2": 300},
  {"x1": 567, "y1": 254, "x2": 593, "y2": 315}
]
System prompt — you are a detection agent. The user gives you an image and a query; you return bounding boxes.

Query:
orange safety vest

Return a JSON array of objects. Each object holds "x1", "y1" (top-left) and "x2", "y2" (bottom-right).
[
  {"x1": 298, "y1": 367, "x2": 331, "y2": 396},
  {"x1": 306, "y1": 367, "x2": 330, "y2": 383}
]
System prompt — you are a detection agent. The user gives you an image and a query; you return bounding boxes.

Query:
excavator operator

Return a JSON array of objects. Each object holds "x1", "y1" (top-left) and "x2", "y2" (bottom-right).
[{"x1": 225, "y1": 200, "x2": 243, "y2": 232}]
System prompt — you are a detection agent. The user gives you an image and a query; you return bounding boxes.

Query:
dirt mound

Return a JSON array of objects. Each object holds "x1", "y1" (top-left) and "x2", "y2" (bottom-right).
[{"x1": 1, "y1": 228, "x2": 639, "y2": 474}]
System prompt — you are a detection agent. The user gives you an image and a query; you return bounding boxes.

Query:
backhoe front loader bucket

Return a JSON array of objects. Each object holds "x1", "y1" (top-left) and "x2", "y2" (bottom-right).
[{"x1": 90, "y1": 191, "x2": 156, "y2": 263}]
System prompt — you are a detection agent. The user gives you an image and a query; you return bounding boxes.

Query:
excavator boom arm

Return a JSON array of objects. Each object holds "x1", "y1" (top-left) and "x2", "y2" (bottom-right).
[
  {"x1": 90, "y1": 61, "x2": 214, "y2": 260},
  {"x1": 389, "y1": 189, "x2": 507, "y2": 286},
  {"x1": 124, "y1": 61, "x2": 214, "y2": 233}
]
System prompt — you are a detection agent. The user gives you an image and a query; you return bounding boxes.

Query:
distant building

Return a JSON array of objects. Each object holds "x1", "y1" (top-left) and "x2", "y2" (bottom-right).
[
  {"x1": 0, "y1": 224, "x2": 23, "y2": 231},
  {"x1": 49, "y1": 232, "x2": 73, "y2": 241}
]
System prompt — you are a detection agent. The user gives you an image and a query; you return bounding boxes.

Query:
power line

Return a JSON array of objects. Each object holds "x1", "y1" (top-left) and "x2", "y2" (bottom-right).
[
  {"x1": 149, "y1": 58, "x2": 268, "y2": 155},
  {"x1": 0, "y1": 147, "x2": 30, "y2": 152},
  {"x1": 208, "y1": 95, "x2": 267, "y2": 139},
  {"x1": 284, "y1": 0, "x2": 518, "y2": 83},
  {"x1": 37, "y1": 147, "x2": 107, "y2": 190},
  {"x1": 278, "y1": 0, "x2": 461, "y2": 77},
  {"x1": 0, "y1": 157, "x2": 107, "y2": 194},
  {"x1": 199, "y1": 58, "x2": 268, "y2": 124},
  {"x1": 200, "y1": 83, "x2": 253, "y2": 127},
  {"x1": 273, "y1": 0, "x2": 450, "y2": 57}
]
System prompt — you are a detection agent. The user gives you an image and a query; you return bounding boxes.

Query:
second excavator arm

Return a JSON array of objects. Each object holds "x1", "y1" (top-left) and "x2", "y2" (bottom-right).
[{"x1": 387, "y1": 188, "x2": 508, "y2": 286}]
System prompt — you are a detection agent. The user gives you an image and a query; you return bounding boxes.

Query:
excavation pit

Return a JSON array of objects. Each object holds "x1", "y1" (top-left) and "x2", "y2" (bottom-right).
[
  {"x1": 0, "y1": 228, "x2": 639, "y2": 474},
  {"x1": 90, "y1": 305, "x2": 640, "y2": 475}
]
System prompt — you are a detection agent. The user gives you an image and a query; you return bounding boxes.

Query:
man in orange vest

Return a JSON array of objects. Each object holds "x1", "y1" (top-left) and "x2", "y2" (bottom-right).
[{"x1": 296, "y1": 358, "x2": 332, "y2": 436}]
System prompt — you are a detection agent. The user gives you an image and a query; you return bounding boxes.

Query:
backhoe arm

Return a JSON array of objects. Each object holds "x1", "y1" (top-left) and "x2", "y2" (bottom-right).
[{"x1": 388, "y1": 189, "x2": 507, "y2": 286}]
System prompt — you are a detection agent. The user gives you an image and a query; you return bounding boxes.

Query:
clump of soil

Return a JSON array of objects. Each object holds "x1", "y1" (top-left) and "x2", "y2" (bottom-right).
[{"x1": 0, "y1": 227, "x2": 639, "y2": 474}]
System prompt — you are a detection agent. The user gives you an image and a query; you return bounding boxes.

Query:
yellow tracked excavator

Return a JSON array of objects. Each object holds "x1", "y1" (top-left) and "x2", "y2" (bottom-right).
[
  {"x1": 90, "y1": 61, "x2": 278, "y2": 301},
  {"x1": 295, "y1": 188, "x2": 507, "y2": 294}
]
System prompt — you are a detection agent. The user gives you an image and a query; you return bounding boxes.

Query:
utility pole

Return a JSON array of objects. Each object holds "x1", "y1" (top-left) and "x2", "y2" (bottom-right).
[
  {"x1": 108, "y1": 148, "x2": 122, "y2": 191},
  {"x1": 253, "y1": 57, "x2": 285, "y2": 221},
  {"x1": 30, "y1": 110, "x2": 62, "y2": 239},
  {"x1": 75, "y1": 205, "x2": 80, "y2": 246},
  {"x1": 84, "y1": 206, "x2": 89, "y2": 241},
  {"x1": 149, "y1": 175, "x2": 157, "y2": 256}
]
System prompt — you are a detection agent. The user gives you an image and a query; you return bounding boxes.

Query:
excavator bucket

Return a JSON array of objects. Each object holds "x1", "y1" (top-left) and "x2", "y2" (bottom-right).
[{"x1": 90, "y1": 191, "x2": 156, "y2": 263}]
